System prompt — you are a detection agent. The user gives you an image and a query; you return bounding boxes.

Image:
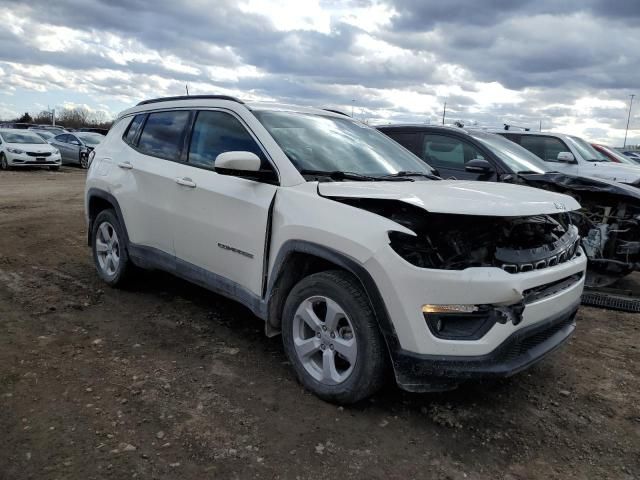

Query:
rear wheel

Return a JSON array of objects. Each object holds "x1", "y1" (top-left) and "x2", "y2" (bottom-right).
[
  {"x1": 91, "y1": 209, "x2": 132, "y2": 286},
  {"x1": 282, "y1": 270, "x2": 388, "y2": 404}
]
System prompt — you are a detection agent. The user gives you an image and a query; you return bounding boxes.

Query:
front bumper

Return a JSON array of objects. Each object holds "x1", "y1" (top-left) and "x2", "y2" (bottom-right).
[
  {"x1": 392, "y1": 298, "x2": 578, "y2": 392},
  {"x1": 7, "y1": 152, "x2": 61, "y2": 167},
  {"x1": 365, "y1": 244, "x2": 586, "y2": 357}
]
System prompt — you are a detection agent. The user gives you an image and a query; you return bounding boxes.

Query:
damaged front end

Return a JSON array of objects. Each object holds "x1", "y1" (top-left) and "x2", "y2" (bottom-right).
[
  {"x1": 333, "y1": 198, "x2": 581, "y2": 274},
  {"x1": 518, "y1": 173, "x2": 640, "y2": 287}
]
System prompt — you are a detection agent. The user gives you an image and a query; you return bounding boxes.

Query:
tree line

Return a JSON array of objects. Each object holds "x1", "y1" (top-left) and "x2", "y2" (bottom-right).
[{"x1": 10, "y1": 107, "x2": 113, "y2": 130}]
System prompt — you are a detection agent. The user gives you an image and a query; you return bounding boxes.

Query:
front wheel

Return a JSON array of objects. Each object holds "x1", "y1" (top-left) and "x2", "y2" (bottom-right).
[
  {"x1": 91, "y1": 209, "x2": 132, "y2": 287},
  {"x1": 282, "y1": 270, "x2": 388, "y2": 404},
  {"x1": 79, "y1": 153, "x2": 89, "y2": 169},
  {"x1": 0, "y1": 153, "x2": 9, "y2": 170}
]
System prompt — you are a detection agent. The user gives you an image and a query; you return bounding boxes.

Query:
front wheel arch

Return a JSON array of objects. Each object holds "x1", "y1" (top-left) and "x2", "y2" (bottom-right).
[{"x1": 265, "y1": 241, "x2": 401, "y2": 355}]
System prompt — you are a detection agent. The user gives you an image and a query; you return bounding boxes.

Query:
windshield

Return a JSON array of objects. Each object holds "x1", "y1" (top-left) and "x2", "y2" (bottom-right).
[
  {"x1": 33, "y1": 131, "x2": 55, "y2": 140},
  {"x1": 1, "y1": 131, "x2": 46, "y2": 144},
  {"x1": 596, "y1": 144, "x2": 638, "y2": 165},
  {"x1": 77, "y1": 133, "x2": 103, "y2": 145},
  {"x1": 254, "y1": 110, "x2": 433, "y2": 177},
  {"x1": 469, "y1": 131, "x2": 548, "y2": 174},
  {"x1": 566, "y1": 135, "x2": 608, "y2": 162}
]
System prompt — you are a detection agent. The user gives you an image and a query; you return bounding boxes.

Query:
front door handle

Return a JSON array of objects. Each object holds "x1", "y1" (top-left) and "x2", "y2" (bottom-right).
[
  {"x1": 175, "y1": 177, "x2": 197, "y2": 188},
  {"x1": 117, "y1": 161, "x2": 133, "y2": 170}
]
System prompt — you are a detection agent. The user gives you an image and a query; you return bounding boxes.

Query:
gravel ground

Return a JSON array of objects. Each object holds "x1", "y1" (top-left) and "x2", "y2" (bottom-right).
[{"x1": 0, "y1": 167, "x2": 638, "y2": 479}]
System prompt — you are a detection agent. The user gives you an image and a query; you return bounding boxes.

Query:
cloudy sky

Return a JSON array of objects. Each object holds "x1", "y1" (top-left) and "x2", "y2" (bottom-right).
[{"x1": 0, "y1": 0, "x2": 638, "y2": 146}]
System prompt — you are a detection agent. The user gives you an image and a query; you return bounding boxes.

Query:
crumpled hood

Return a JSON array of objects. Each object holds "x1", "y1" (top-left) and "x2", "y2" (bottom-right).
[
  {"x1": 318, "y1": 180, "x2": 580, "y2": 216},
  {"x1": 522, "y1": 172, "x2": 640, "y2": 203}
]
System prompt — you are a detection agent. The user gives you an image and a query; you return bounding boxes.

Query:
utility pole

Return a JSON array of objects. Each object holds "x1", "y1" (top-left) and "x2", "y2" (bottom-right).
[
  {"x1": 624, "y1": 94, "x2": 635, "y2": 148},
  {"x1": 539, "y1": 119, "x2": 542, "y2": 132},
  {"x1": 351, "y1": 99, "x2": 355, "y2": 117},
  {"x1": 442, "y1": 102, "x2": 447, "y2": 125},
  {"x1": 185, "y1": 84, "x2": 190, "y2": 96}
]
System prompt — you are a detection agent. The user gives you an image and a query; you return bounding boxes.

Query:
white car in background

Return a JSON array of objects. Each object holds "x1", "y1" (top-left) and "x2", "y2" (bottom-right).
[
  {"x1": 0, "y1": 129, "x2": 62, "y2": 171},
  {"x1": 496, "y1": 130, "x2": 640, "y2": 186}
]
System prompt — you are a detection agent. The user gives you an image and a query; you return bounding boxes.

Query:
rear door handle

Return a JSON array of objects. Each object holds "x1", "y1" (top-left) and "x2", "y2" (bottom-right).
[
  {"x1": 175, "y1": 177, "x2": 197, "y2": 188},
  {"x1": 117, "y1": 161, "x2": 133, "y2": 170}
]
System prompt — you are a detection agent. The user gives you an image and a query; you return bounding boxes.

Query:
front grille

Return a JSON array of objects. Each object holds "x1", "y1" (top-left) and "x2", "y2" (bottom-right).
[
  {"x1": 501, "y1": 316, "x2": 574, "y2": 361},
  {"x1": 26, "y1": 151, "x2": 51, "y2": 157},
  {"x1": 500, "y1": 227, "x2": 581, "y2": 274}
]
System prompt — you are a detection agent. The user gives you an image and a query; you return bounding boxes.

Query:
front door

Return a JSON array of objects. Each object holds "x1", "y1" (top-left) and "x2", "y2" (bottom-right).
[{"x1": 172, "y1": 110, "x2": 278, "y2": 296}]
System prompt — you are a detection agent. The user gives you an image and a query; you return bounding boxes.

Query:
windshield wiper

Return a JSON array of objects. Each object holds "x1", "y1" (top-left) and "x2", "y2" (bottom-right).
[
  {"x1": 516, "y1": 170, "x2": 544, "y2": 175},
  {"x1": 378, "y1": 170, "x2": 440, "y2": 180},
  {"x1": 299, "y1": 169, "x2": 407, "y2": 182}
]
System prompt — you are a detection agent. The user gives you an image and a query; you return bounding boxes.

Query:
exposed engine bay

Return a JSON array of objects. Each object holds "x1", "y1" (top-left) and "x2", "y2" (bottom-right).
[
  {"x1": 519, "y1": 174, "x2": 640, "y2": 287},
  {"x1": 332, "y1": 197, "x2": 581, "y2": 273}
]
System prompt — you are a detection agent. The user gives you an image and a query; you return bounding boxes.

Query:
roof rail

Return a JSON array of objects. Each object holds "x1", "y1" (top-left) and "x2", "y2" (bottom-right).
[
  {"x1": 322, "y1": 108, "x2": 350, "y2": 117},
  {"x1": 503, "y1": 123, "x2": 530, "y2": 131},
  {"x1": 136, "y1": 95, "x2": 244, "y2": 106}
]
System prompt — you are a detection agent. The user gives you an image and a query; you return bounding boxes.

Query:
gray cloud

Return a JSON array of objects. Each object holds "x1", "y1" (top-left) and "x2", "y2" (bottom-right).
[{"x1": 0, "y1": 0, "x2": 637, "y2": 145}]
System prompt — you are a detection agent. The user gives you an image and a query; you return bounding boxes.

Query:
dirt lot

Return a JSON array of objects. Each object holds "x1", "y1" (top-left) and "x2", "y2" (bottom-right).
[{"x1": 0, "y1": 168, "x2": 638, "y2": 480}]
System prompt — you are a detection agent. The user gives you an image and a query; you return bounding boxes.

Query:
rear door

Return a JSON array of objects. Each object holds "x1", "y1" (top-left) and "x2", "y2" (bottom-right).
[
  {"x1": 421, "y1": 133, "x2": 498, "y2": 180},
  {"x1": 171, "y1": 109, "x2": 278, "y2": 296},
  {"x1": 116, "y1": 110, "x2": 191, "y2": 257}
]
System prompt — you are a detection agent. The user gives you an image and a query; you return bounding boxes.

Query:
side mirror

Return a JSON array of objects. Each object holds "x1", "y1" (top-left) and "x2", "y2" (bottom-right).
[
  {"x1": 465, "y1": 158, "x2": 494, "y2": 174},
  {"x1": 557, "y1": 151, "x2": 575, "y2": 162},
  {"x1": 215, "y1": 151, "x2": 261, "y2": 174}
]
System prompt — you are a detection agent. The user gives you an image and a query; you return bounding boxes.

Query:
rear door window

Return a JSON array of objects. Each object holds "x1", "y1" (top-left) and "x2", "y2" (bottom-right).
[
  {"x1": 137, "y1": 111, "x2": 190, "y2": 160},
  {"x1": 383, "y1": 131, "x2": 423, "y2": 156}
]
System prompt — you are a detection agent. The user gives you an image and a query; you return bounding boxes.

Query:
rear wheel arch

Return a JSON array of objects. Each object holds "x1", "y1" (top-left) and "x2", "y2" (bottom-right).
[{"x1": 86, "y1": 189, "x2": 130, "y2": 247}]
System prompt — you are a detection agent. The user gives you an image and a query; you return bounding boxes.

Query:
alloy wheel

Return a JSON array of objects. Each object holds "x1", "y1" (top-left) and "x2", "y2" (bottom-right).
[
  {"x1": 95, "y1": 221, "x2": 120, "y2": 277},
  {"x1": 292, "y1": 296, "x2": 357, "y2": 385}
]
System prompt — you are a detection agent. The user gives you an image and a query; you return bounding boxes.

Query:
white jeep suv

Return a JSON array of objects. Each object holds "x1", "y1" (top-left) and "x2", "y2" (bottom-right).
[{"x1": 85, "y1": 96, "x2": 587, "y2": 403}]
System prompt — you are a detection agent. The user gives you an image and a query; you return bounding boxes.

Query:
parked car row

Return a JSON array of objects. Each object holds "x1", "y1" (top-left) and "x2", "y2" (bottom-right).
[
  {"x1": 0, "y1": 126, "x2": 104, "y2": 169},
  {"x1": 85, "y1": 95, "x2": 588, "y2": 403}
]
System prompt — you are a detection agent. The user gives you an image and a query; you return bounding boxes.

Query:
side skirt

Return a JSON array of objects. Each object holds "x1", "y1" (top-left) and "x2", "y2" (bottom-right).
[{"x1": 128, "y1": 244, "x2": 268, "y2": 320}]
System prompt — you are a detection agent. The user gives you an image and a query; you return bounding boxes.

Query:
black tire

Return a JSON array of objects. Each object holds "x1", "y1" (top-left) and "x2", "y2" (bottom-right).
[
  {"x1": 50, "y1": 166, "x2": 60, "y2": 171},
  {"x1": 0, "y1": 153, "x2": 9, "y2": 171},
  {"x1": 91, "y1": 209, "x2": 132, "y2": 287},
  {"x1": 80, "y1": 154, "x2": 89, "y2": 169},
  {"x1": 282, "y1": 270, "x2": 388, "y2": 404}
]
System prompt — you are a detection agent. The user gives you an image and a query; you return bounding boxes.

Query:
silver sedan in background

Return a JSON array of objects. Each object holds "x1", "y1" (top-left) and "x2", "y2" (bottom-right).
[{"x1": 50, "y1": 132, "x2": 104, "y2": 168}]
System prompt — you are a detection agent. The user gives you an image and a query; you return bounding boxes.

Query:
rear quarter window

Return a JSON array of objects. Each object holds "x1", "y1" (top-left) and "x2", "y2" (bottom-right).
[{"x1": 123, "y1": 114, "x2": 145, "y2": 146}]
